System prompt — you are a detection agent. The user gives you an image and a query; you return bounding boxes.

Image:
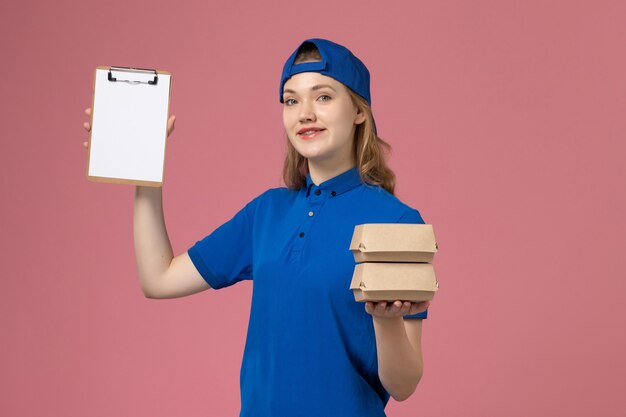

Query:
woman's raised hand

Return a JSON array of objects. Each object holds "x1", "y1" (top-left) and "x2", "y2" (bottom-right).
[{"x1": 82, "y1": 107, "x2": 177, "y2": 148}]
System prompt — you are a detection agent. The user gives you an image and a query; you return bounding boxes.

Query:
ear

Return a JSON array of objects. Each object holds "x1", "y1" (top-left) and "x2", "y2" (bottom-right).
[{"x1": 354, "y1": 108, "x2": 366, "y2": 125}]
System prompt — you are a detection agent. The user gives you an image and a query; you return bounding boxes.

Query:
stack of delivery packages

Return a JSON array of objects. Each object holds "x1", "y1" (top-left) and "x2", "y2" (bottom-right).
[{"x1": 349, "y1": 224, "x2": 439, "y2": 302}]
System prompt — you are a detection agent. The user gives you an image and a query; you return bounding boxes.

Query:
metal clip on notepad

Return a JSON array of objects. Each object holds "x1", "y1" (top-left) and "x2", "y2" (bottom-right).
[{"x1": 107, "y1": 66, "x2": 158, "y2": 85}]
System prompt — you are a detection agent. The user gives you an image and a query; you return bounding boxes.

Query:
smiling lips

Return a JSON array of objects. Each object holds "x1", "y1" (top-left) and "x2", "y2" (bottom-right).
[{"x1": 298, "y1": 127, "x2": 326, "y2": 140}]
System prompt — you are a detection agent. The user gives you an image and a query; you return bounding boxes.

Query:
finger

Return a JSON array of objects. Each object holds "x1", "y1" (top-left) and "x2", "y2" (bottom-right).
[
  {"x1": 83, "y1": 122, "x2": 91, "y2": 132},
  {"x1": 409, "y1": 301, "x2": 429, "y2": 315},
  {"x1": 399, "y1": 301, "x2": 411, "y2": 316},
  {"x1": 388, "y1": 300, "x2": 403, "y2": 315},
  {"x1": 85, "y1": 107, "x2": 91, "y2": 116},
  {"x1": 365, "y1": 301, "x2": 374, "y2": 315},
  {"x1": 83, "y1": 141, "x2": 88, "y2": 148},
  {"x1": 373, "y1": 301, "x2": 387, "y2": 315}
]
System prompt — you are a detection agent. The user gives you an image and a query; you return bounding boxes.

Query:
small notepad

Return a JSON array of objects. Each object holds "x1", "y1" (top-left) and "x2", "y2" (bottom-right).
[{"x1": 86, "y1": 66, "x2": 172, "y2": 186}]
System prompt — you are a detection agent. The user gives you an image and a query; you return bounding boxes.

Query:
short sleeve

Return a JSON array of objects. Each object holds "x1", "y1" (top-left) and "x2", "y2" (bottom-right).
[
  {"x1": 396, "y1": 208, "x2": 429, "y2": 320},
  {"x1": 187, "y1": 192, "x2": 263, "y2": 290}
]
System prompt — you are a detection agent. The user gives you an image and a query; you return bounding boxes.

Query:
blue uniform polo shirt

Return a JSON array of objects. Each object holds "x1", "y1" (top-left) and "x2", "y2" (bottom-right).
[{"x1": 188, "y1": 166, "x2": 428, "y2": 417}]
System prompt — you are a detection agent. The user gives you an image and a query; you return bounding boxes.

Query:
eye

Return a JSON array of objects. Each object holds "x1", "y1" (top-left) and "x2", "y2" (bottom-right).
[
  {"x1": 284, "y1": 98, "x2": 297, "y2": 106},
  {"x1": 318, "y1": 94, "x2": 332, "y2": 102}
]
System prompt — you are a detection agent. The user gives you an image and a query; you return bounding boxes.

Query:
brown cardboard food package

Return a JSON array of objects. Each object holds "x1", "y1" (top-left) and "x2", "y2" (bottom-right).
[
  {"x1": 349, "y1": 224, "x2": 438, "y2": 263},
  {"x1": 350, "y1": 262, "x2": 438, "y2": 302}
]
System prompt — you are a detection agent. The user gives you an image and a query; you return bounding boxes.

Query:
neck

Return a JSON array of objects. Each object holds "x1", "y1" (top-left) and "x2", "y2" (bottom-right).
[{"x1": 307, "y1": 157, "x2": 356, "y2": 185}]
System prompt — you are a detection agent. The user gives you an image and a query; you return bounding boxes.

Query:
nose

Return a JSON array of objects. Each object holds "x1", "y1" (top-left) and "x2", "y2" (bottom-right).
[{"x1": 298, "y1": 100, "x2": 316, "y2": 123}]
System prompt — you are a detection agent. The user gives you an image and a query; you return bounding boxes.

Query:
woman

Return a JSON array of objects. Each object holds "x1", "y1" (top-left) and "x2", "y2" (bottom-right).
[{"x1": 83, "y1": 38, "x2": 431, "y2": 417}]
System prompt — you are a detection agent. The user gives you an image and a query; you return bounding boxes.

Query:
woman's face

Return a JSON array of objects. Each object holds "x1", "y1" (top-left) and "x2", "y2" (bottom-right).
[{"x1": 282, "y1": 72, "x2": 365, "y2": 165}]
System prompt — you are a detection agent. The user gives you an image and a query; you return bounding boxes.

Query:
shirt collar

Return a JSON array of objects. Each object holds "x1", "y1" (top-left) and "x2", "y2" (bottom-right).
[{"x1": 305, "y1": 166, "x2": 363, "y2": 198}]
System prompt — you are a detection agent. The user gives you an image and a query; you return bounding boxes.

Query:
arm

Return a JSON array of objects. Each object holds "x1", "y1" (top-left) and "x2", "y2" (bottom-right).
[
  {"x1": 366, "y1": 301, "x2": 429, "y2": 401},
  {"x1": 134, "y1": 186, "x2": 210, "y2": 298},
  {"x1": 83, "y1": 110, "x2": 205, "y2": 298},
  {"x1": 368, "y1": 208, "x2": 430, "y2": 399}
]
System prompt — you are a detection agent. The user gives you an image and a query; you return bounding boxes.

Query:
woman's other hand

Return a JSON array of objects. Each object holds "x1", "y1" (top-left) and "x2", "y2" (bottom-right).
[
  {"x1": 82, "y1": 107, "x2": 176, "y2": 149},
  {"x1": 365, "y1": 300, "x2": 430, "y2": 320}
]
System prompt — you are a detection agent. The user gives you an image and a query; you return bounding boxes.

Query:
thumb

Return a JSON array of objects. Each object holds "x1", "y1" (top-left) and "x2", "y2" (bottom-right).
[{"x1": 167, "y1": 115, "x2": 176, "y2": 136}]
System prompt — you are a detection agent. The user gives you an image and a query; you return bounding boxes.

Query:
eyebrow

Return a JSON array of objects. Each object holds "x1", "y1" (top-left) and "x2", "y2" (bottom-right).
[{"x1": 283, "y1": 84, "x2": 337, "y2": 95}]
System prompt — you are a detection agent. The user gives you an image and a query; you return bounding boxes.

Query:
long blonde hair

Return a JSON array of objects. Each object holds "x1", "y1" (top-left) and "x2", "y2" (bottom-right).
[{"x1": 281, "y1": 43, "x2": 397, "y2": 195}]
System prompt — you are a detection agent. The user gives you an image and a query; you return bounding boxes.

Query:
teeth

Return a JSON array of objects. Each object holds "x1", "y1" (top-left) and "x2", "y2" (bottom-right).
[{"x1": 302, "y1": 130, "x2": 319, "y2": 135}]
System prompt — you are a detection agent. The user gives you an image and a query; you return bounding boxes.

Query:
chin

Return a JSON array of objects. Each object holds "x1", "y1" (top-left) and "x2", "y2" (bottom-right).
[
  {"x1": 298, "y1": 149, "x2": 332, "y2": 161},
  {"x1": 292, "y1": 144, "x2": 327, "y2": 160}
]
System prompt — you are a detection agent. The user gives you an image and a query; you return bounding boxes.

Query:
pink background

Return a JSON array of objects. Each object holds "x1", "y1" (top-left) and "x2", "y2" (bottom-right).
[{"x1": 1, "y1": 0, "x2": 625, "y2": 416}]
